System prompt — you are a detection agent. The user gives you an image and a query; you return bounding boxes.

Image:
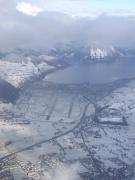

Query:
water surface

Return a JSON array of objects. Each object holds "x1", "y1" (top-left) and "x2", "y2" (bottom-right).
[{"x1": 46, "y1": 60, "x2": 135, "y2": 84}]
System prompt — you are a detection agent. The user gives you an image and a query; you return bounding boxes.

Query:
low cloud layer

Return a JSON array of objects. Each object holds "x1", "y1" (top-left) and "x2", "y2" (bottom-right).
[
  {"x1": 0, "y1": 1, "x2": 135, "y2": 52},
  {"x1": 52, "y1": 163, "x2": 80, "y2": 180}
]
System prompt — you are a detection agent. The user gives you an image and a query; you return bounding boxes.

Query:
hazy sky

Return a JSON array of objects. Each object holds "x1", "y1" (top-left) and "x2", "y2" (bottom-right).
[
  {"x1": 14, "y1": 0, "x2": 135, "y2": 17},
  {"x1": 0, "y1": 0, "x2": 135, "y2": 51}
]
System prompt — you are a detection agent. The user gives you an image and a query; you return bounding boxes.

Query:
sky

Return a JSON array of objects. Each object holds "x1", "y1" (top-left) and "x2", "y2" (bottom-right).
[
  {"x1": 0, "y1": 0, "x2": 135, "y2": 51},
  {"x1": 14, "y1": 0, "x2": 135, "y2": 17}
]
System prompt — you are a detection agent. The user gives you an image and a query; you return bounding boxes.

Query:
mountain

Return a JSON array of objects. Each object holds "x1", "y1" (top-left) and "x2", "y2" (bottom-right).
[
  {"x1": 0, "y1": 50, "x2": 69, "y2": 89},
  {"x1": 50, "y1": 41, "x2": 135, "y2": 63},
  {"x1": 89, "y1": 47, "x2": 116, "y2": 60},
  {"x1": 0, "y1": 43, "x2": 135, "y2": 90}
]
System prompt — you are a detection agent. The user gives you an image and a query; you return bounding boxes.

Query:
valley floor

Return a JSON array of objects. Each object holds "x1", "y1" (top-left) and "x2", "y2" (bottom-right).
[{"x1": 0, "y1": 80, "x2": 135, "y2": 179}]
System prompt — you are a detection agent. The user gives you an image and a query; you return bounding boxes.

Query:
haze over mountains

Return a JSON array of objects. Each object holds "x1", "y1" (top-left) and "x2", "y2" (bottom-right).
[{"x1": 1, "y1": 4, "x2": 135, "y2": 52}]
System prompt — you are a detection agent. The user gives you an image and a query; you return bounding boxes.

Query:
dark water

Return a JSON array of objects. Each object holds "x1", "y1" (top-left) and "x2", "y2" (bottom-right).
[{"x1": 46, "y1": 60, "x2": 135, "y2": 84}]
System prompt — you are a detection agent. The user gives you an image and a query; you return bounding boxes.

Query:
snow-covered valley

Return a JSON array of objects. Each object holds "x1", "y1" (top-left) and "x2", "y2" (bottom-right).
[{"x1": 0, "y1": 78, "x2": 135, "y2": 179}]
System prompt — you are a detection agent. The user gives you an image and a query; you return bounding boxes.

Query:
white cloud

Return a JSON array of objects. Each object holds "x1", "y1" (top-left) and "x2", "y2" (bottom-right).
[
  {"x1": 16, "y1": 2, "x2": 43, "y2": 16},
  {"x1": 52, "y1": 163, "x2": 80, "y2": 180}
]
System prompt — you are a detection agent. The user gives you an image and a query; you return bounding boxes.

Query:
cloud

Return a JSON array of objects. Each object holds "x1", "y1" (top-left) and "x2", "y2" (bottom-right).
[
  {"x1": 30, "y1": 0, "x2": 135, "y2": 17},
  {"x1": 52, "y1": 163, "x2": 80, "y2": 180},
  {"x1": 110, "y1": 8, "x2": 135, "y2": 16},
  {"x1": 0, "y1": 0, "x2": 135, "y2": 52},
  {"x1": 16, "y1": 2, "x2": 43, "y2": 16}
]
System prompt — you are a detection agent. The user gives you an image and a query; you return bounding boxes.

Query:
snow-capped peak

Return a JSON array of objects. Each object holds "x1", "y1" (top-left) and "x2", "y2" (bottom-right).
[{"x1": 90, "y1": 47, "x2": 116, "y2": 60}]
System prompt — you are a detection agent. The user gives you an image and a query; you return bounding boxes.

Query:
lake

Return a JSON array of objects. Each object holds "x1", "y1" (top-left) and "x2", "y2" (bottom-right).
[{"x1": 45, "y1": 59, "x2": 135, "y2": 84}]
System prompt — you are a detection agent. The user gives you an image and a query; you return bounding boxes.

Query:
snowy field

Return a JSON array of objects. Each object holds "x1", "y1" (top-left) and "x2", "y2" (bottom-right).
[{"x1": 0, "y1": 80, "x2": 135, "y2": 179}]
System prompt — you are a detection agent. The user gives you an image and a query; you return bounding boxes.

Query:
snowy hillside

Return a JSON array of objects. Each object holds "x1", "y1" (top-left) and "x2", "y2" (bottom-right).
[
  {"x1": 0, "y1": 53, "x2": 62, "y2": 88},
  {"x1": 0, "y1": 61, "x2": 38, "y2": 88},
  {"x1": 90, "y1": 47, "x2": 116, "y2": 60}
]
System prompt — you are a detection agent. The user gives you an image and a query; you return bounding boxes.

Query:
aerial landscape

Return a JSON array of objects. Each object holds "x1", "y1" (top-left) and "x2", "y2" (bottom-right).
[{"x1": 0, "y1": 0, "x2": 135, "y2": 180}]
